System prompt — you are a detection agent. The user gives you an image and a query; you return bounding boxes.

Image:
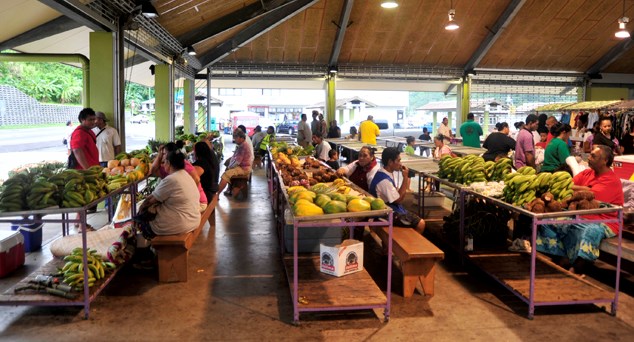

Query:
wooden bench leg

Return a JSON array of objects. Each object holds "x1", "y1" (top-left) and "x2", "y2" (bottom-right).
[
  {"x1": 156, "y1": 246, "x2": 189, "y2": 283},
  {"x1": 401, "y1": 259, "x2": 437, "y2": 298}
]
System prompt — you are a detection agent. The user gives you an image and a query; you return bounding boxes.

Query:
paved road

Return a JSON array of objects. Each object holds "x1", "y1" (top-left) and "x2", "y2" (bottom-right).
[{"x1": 0, "y1": 123, "x2": 154, "y2": 180}]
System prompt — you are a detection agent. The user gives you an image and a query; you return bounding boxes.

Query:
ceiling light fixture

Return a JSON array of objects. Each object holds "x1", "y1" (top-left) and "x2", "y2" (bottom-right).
[
  {"x1": 140, "y1": 0, "x2": 159, "y2": 18},
  {"x1": 615, "y1": 0, "x2": 630, "y2": 39},
  {"x1": 445, "y1": 1, "x2": 459, "y2": 31},
  {"x1": 381, "y1": 1, "x2": 398, "y2": 9},
  {"x1": 186, "y1": 46, "x2": 196, "y2": 56},
  {"x1": 328, "y1": 65, "x2": 338, "y2": 74}
]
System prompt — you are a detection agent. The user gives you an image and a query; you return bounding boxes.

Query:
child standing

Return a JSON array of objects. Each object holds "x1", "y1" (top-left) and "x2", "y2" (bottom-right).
[{"x1": 325, "y1": 149, "x2": 340, "y2": 170}]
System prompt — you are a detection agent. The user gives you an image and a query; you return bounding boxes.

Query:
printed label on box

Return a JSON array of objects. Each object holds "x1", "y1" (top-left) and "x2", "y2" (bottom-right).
[{"x1": 319, "y1": 239, "x2": 363, "y2": 277}]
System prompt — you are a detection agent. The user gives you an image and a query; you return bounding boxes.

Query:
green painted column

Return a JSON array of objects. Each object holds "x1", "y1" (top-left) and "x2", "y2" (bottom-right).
[
  {"x1": 461, "y1": 80, "x2": 471, "y2": 122},
  {"x1": 432, "y1": 111, "x2": 438, "y2": 135},
  {"x1": 89, "y1": 32, "x2": 114, "y2": 120},
  {"x1": 483, "y1": 109, "x2": 489, "y2": 135},
  {"x1": 326, "y1": 74, "x2": 336, "y2": 125},
  {"x1": 183, "y1": 79, "x2": 194, "y2": 134},
  {"x1": 448, "y1": 111, "x2": 453, "y2": 134},
  {"x1": 155, "y1": 64, "x2": 172, "y2": 141},
  {"x1": 338, "y1": 109, "x2": 343, "y2": 124},
  {"x1": 349, "y1": 108, "x2": 355, "y2": 122}
]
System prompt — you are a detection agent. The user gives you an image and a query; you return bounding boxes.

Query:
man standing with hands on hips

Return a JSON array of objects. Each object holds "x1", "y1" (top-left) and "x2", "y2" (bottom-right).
[{"x1": 93, "y1": 111, "x2": 122, "y2": 167}]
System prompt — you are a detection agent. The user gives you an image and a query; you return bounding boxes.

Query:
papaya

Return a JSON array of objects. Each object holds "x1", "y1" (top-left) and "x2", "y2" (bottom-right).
[
  {"x1": 371, "y1": 198, "x2": 387, "y2": 210},
  {"x1": 290, "y1": 191, "x2": 316, "y2": 204},
  {"x1": 294, "y1": 203, "x2": 324, "y2": 216},
  {"x1": 323, "y1": 200, "x2": 347, "y2": 214},
  {"x1": 314, "y1": 194, "x2": 331, "y2": 208},
  {"x1": 333, "y1": 178, "x2": 345, "y2": 186},
  {"x1": 292, "y1": 199, "x2": 313, "y2": 210},
  {"x1": 330, "y1": 193, "x2": 347, "y2": 202},
  {"x1": 362, "y1": 196, "x2": 375, "y2": 204},
  {"x1": 345, "y1": 195, "x2": 361, "y2": 203},
  {"x1": 347, "y1": 198, "x2": 371, "y2": 212}
]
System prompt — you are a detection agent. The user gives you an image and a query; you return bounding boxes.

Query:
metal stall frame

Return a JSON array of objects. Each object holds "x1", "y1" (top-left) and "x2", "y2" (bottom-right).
[{"x1": 0, "y1": 181, "x2": 140, "y2": 319}]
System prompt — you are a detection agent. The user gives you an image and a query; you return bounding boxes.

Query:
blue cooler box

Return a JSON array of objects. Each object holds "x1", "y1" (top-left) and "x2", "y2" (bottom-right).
[{"x1": 11, "y1": 223, "x2": 43, "y2": 253}]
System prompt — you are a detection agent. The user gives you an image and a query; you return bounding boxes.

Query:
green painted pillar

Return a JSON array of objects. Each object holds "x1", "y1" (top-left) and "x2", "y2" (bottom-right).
[
  {"x1": 349, "y1": 108, "x2": 355, "y2": 122},
  {"x1": 89, "y1": 32, "x2": 114, "y2": 120},
  {"x1": 338, "y1": 109, "x2": 344, "y2": 124},
  {"x1": 461, "y1": 80, "x2": 471, "y2": 122},
  {"x1": 483, "y1": 109, "x2": 489, "y2": 135},
  {"x1": 432, "y1": 111, "x2": 438, "y2": 135},
  {"x1": 326, "y1": 74, "x2": 336, "y2": 125},
  {"x1": 155, "y1": 64, "x2": 172, "y2": 141},
  {"x1": 183, "y1": 79, "x2": 194, "y2": 134}
]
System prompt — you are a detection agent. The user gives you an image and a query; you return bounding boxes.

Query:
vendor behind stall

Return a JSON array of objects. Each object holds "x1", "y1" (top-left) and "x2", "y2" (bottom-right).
[
  {"x1": 482, "y1": 122, "x2": 516, "y2": 162},
  {"x1": 369, "y1": 147, "x2": 425, "y2": 233},
  {"x1": 433, "y1": 134, "x2": 454, "y2": 160},
  {"x1": 593, "y1": 116, "x2": 623, "y2": 156},
  {"x1": 336, "y1": 146, "x2": 380, "y2": 191},
  {"x1": 541, "y1": 123, "x2": 582, "y2": 174},
  {"x1": 536, "y1": 145, "x2": 624, "y2": 274}
]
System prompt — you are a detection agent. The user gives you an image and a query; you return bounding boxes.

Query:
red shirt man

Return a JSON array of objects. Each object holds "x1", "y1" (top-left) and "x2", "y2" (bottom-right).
[
  {"x1": 70, "y1": 108, "x2": 99, "y2": 169},
  {"x1": 573, "y1": 146, "x2": 624, "y2": 234}
]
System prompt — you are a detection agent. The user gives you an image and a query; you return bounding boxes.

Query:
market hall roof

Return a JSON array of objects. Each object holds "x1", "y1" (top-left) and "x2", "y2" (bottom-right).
[{"x1": 1, "y1": 0, "x2": 633, "y2": 89}]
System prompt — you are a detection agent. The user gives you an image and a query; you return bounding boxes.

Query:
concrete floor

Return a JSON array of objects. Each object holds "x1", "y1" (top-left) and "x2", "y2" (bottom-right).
[{"x1": 2, "y1": 165, "x2": 634, "y2": 340}]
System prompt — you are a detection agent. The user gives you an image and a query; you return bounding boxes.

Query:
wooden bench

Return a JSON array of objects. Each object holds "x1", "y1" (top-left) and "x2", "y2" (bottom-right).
[
  {"x1": 371, "y1": 226, "x2": 444, "y2": 298},
  {"x1": 599, "y1": 237, "x2": 634, "y2": 263},
  {"x1": 151, "y1": 196, "x2": 217, "y2": 283},
  {"x1": 230, "y1": 173, "x2": 252, "y2": 200}
]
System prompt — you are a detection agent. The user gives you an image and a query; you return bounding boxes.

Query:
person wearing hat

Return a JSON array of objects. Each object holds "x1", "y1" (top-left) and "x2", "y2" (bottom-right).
[
  {"x1": 515, "y1": 114, "x2": 539, "y2": 168},
  {"x1": 93, "y1": 111, "x2": 122, "y2": 167}
]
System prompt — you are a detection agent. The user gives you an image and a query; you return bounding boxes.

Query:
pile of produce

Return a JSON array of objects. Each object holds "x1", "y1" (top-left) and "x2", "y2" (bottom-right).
[
  {"x1": 502, "y1": 167, "x2": 573, "y2": 207},
  {"x1": 525, "y1": 190, "x2": 599, "y2": 213},
  {"x1": 437, "y1": 155, "x2": 513, "y2": 184},
  {"x1": 275, "y1": 153, "x2": 341, "y2": 186},
  {"x1": 288, "y1": 180, "x2": 385, "y2": 216},
  {"x1": 270, "y1": 141, "x2": 314, "y2": 157},
  {"x1": 60, "y1": 248, "x2": 116, "y2": 289},
  {"x1": 0, "y1": 151, "x2": 152, "y2": 212}
]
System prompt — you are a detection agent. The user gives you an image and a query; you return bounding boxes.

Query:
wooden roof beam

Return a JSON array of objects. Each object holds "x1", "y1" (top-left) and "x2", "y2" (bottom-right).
[
  {"x1": 586, "y1": 38, "x2": 634, "y2": 76},
  {"x1": 38, "y1": 0, "x2": 116, "y2": 32},
  {"x1": 328, "y1": 0, "x2": 354, "y2": 68},
  {"x1": 178, "y1": 0, "x2": 293, "y2": 47},
  {"x1": 0, "y1": 15, "x2": 81, "y2": 51},
  {"x1": 463, "y1": 0, "x2": 526, "y2": 72},
  {"x1": 198, "y1": 0, "x2": 319, "y2": 70}
]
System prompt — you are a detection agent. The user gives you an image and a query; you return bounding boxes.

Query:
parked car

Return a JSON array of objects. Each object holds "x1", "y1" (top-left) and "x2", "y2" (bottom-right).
[
  {"x1": 276, "y1": 120, "x2": 299, "y2": 135},
  {"x1": 131, "y1": 115, "x2": 150, "y2": 124}
]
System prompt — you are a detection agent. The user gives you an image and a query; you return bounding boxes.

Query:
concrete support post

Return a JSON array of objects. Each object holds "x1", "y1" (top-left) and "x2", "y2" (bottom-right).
[
  {"x1": 448, "y1": 112, "x2": 453, "y2": 136},
  {"x1": 432, "y1": 111, "x2": 438, "y2": 135},
  {"x1": 183, "y1": 79, "x2": 194, "y2": 134},
  {"x1": 155, "y1": 64, "x2": 174, "y2": 141},
  {"x1": 483, "y1": 109, "x2": 490, "y2": 135},
  {"x1": 89, "y1": 32, "x2": 115, "y2": 122},
  {"x1": 326, "y1": 74, "x2": 336, "y2": 125}
]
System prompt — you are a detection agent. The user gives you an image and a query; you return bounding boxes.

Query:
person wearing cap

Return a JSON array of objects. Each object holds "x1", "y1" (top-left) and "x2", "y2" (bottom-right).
[
  {"x1": 515, "y1": 114, "x2": 539, "y2": 168},
  {"x1": 358, "y1": 115, "x2": 380, "y2": 145},
  {"x1": 93, "y1": 111, "x2": 122, "y2": 167}
]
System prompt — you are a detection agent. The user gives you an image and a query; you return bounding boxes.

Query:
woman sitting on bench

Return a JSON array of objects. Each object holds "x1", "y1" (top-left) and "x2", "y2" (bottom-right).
[{"x1": 136, "y1": 151, "x2": 201, "y2": 239}]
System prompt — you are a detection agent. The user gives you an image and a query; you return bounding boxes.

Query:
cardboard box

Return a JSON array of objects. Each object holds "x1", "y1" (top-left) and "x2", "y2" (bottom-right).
[
  {"x1": 320, "y1": 239, "x2": 363, "y2": 277},
  {"x1": 0, "y1": 230, "x2": 25, "y2": 278},
  {"x1": 613, "y1": 155, "x2": 634, "y2": 180}
]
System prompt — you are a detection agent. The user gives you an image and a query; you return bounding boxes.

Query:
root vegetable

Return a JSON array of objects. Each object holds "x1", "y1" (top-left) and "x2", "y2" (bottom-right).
[
  {"x1": 576, "y1": 199, "x2": 590, "y2": 210},
  {"x1": 541, "y1": 192, "x2": 554, "y2": 203},
  {"x1": 546, "y1": 200, "x2": 563, "y2": 212}
]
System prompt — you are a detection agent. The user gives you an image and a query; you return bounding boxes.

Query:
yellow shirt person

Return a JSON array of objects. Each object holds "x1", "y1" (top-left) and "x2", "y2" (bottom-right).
[{"x1": 358, "y1": 115, "x2": 380, "y2": 145}]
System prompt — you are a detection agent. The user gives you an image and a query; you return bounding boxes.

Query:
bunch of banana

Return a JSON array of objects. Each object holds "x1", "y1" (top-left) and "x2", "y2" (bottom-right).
[
  {"x1": 80, "y1": 166, "x2": 109, "y2": 199},
  {"x1": 502, "y1": 166, "x2": 538, "y2": 206},
  {"x1": 107, "y1": 174, "x2": 129, "y2": 192},
  {"x1": 460, "y1": 157, "x2": 487, "y2": 185},
  {"x1": 0, "y1": 173, "x2": 32, "y2": 212},
  {"x1": 61, "y1": 176, "x2": 90, "y2": 208},
  {"x1": 437, "y1": 155, "x2": 455, "y2": 179},
  {"x1": 114, "y1": 152, "x2": 130, "y2": 160},
  {"x1": 489, "y1": 158, "x2": 513, "y2": 181},
  {"x1": 548, "y1": 171, "x2": 573, "y2": 201},
  {"x1": 26, "y1": 177, "x2": 59, "y2": 209},
  {"x1": 61, "y1": 247, "x2": 117, "y2": 288}
]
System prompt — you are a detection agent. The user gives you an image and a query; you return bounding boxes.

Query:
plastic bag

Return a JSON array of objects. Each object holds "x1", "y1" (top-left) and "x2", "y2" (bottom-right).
[{"x1": 113, "y1": 194, "x2": 133, "y2": 228}]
